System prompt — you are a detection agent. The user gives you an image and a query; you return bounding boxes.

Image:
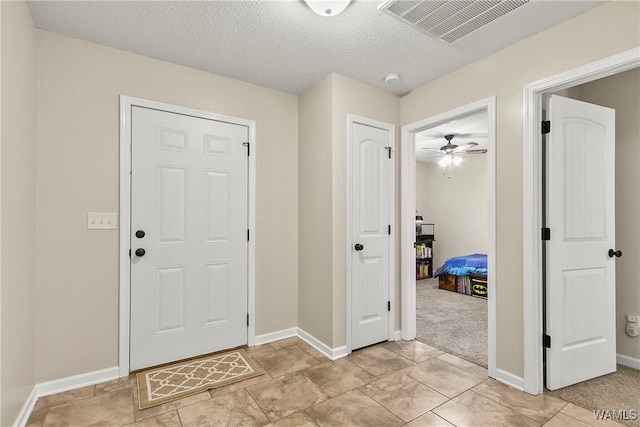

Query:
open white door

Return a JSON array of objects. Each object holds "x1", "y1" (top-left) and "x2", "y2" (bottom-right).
[
  {"x1": 130, "y1": 106, "x2": 249, "y2": 370},
  {"x1": 350, "y1": 118, "x2": 395, "y2": 350},
  {"x1": 546, "y1": 95, "x2": 617, "y2": 390}
]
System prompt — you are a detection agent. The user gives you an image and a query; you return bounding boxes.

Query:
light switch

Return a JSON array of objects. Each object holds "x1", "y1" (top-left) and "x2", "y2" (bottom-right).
[{"x1": 88, "y1": 212, "x2": 117, "y2": 230}]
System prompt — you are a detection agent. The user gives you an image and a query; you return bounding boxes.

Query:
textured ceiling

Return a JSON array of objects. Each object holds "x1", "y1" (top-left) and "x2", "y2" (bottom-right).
[
  {"x1": 415, "y1": 109, "x2": 487, "y2": 163},
  {"x1": 26, "y1": 0, "x2": 602, "y2": 96}
]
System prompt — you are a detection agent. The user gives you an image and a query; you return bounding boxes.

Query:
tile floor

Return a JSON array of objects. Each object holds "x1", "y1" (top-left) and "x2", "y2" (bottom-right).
[{"x1": 27, "y1": 337, "x2": 624, "y2": 427}]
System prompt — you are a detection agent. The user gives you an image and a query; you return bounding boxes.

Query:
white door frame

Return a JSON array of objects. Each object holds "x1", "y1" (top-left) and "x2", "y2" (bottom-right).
[
  {"x1": 400, "y1": 96, "x2": 497, "y2": 379},
  {"x1": 346, "y1": 114, "x2": 396, "y2": 353},
  {"x1": 118, "y1": 96, "x2": 256, "y2": 377},
  {"x1": 522, "y1": 48, "x2": 640, "y2": 395}
]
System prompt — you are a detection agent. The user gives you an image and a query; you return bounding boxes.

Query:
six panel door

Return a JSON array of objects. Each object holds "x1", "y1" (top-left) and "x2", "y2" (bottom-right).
[{"x1": 130, "y1": 106, "x2": 249, "y2": 370}]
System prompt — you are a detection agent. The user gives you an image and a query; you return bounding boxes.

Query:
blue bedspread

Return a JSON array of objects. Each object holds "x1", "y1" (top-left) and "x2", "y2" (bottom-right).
[{"x1": 434, "y1": 253, "x2": 487, "y2": 276}]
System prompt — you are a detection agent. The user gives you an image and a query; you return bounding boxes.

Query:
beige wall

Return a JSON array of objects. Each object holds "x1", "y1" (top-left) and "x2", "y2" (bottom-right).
[
  {"x1": 1, "y1": 1, "x2": 38, "y2": 425},
  {"x1": 298, "y1": 74, "x2": 400, "y2": 348},
  {"x1": 36, "y1": 31, "x2": 299, "y2": 382},
  {"x1": 401, "y1": 1, "x2": 640, "y2": 377},
  {"x1": 331, "y1": 74, "x2": 401, "y2": 346},
  {"x1": 572, "y1": 68, "x2": 640, "y2": 361},
  {"x1": 298, "y1": 76, "x2": 334, "y2": 345},
  {"x1": 416, "y1": 156, "x2": 488, "y2": 269}
]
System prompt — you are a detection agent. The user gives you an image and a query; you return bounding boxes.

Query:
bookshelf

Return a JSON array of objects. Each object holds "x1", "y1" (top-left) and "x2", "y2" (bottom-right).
[{"x1": 416, "y1": 223, "x2": 434, "y2": 280}]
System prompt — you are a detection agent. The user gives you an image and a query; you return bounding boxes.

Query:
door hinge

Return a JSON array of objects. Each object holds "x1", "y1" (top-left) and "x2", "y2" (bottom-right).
[
  {"x1": 543, "y1": 334, "x2": 551, "y2": 348},
  {"x1": 387, "y1": 301, "x2": 391, "y2": 312},
  {"x1": 247, "y1": 313, "x2": 250, "y2": 327},
  {"x1": 388, "y1": 224, "x2": 391, "y2": 235},
  {"x1": 247, "y1": 229, "x2": 250, "y2": 241},
  {"x1": 385, "y1": 146, "x2": 392, "y2": 159},
  {"x1": 243, "y1": 142, "x2": 250, "y2": 156},
  {"x1": 541, "y1": 227, "x2": 551, "y2": 241},
  {"x1": 541, "y1": 121, "x2": 551, "y2": 135},
  {"x1": 129, "y1": 249, "x2": 131, "y2": 258}
]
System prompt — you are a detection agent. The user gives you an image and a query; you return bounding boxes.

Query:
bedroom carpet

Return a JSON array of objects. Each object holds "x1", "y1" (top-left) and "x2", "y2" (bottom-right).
[
  {"x1": 416, "y1": 278, "x2": 488, "y2": 368},
  {"x1": 546, "y1": 365, "x2": 640, "y2": 427}
]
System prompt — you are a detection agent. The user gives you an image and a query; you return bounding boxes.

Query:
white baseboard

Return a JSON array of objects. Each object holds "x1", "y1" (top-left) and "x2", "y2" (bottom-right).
[
  {"x1": 392, "y1": 330, "x2": 402, "y2": 341},
  {"x1": 297, "y1": 328, "x2": 335, "y2": 360},
  {"x1": 37, "y1": 366, "x2": 120, "y2": 398},
  {"x1": 495, "y1": 369, "x2": 524, "y2": 391},
  {"x1": 255, "y1": 327, "x2": 350, "y2": 361},
  {"x1": 14, "y1": 386, "x2": 38, "y2": 427},
  {"x1": 331, "y1": 345, "x2": 349, "y2": 360},
  {"x1": 253, "y1": 327, "x2": 298, "y2": 346},
  {"x1": 14, "y1": 366, "x2": 119, "y2": 427},
  {"x1": 617, "y1": 353, "x2": 640, "y2": 370}
]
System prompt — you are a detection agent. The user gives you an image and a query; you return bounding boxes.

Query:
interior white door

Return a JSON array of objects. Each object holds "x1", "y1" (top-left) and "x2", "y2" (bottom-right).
[
  {"x1": 130, "y1": 106, "x2": 249, "y2": 370},
  {"x1": 546, "y1": 95, "x2": 616, "y2": 390},
  {"x1": 351, "y1": 120, "x2": 394, "y2": 350}
]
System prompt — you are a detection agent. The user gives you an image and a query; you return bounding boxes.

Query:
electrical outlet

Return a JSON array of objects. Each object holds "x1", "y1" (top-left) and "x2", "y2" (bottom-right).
[
  {"x1": 88, "y1": 213, "x2": 117, "y2": 230},
  {"x1": 626, "y1": 314, "x2": 639, "y2": 324}
]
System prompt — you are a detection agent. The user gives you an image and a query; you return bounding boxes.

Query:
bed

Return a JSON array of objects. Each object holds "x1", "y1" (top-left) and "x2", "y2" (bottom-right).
[{"x1": 434, "y1": 253, "x2": 488, "y2": 298}]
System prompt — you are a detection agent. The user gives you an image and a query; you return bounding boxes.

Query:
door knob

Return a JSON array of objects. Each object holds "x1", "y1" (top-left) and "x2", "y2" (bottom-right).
[
  {"x1": 135, "y1": 230, "x2": 145, "y2": 238},
  {"x1": 608, "y1": 249, "x2": 622, "y2": 258},
  {"x1": 354, "y1": 243, "x2": 364, "y2": 251},
  {"x1": 135, "y1": 248, "x2": 146, "y2": 257}
]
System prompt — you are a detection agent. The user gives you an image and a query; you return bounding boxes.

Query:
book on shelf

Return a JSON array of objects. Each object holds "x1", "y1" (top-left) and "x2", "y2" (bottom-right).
[{"x1": 415, "y1": 243, "x2": 432, "y2": 259}]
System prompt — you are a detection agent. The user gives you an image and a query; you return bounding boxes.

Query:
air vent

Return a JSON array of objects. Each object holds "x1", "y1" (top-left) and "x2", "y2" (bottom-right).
[{"x1": 380, "y1": 0, "x2": 529, "y2": 43}]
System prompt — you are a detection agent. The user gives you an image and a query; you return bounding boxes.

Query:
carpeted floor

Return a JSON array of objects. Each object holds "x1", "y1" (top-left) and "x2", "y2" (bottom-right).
[
  {"x1": 547, "y1": 365, "x2": 640, "y2": 427},
  {"x1": 416, "y1": 278, "x2": 488, "y2": 368}
]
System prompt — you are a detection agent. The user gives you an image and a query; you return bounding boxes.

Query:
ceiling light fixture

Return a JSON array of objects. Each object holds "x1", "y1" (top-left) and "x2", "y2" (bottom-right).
[
  {"x1": 303, "y1": 0, "x2": 352, "y2": 17},
  {"x1": 438, "y1": 155, "x2": 452, "y2": 167}
]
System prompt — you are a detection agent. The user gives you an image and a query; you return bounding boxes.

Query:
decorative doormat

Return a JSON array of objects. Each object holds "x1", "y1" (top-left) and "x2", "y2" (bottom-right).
[{"x1": 136, "y1": 349, "x2": 263, "y2": 410}]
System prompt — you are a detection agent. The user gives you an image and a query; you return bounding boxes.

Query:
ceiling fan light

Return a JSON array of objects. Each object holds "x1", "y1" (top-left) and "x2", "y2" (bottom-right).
[
  {"x1": 452, "y1": 156, "x2": 462, "y2": 166},
  {"x1": 303, "y1": 0, "x2": 351, "y2": 17},
  {"x1": 438, "y1": 155, "x2": 452, "y2": 167}
]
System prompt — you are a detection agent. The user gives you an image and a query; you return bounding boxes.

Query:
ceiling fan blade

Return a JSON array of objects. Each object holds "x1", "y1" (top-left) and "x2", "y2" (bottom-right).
[
  {"x1": 422, "y1": 148, "x2": 444, "y2": 152},
  {"x1": 460, "y1": 149, "x2": 488, "y2": 154},
  {"x1": 452, "y1": 142, "x2": 478, "y2": 152}
]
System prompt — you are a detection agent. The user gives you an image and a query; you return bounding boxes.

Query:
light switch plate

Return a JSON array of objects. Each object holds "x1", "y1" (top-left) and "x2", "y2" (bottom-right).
[{"x1": 88, "y1": 212, "x2": 117, "y2": 230}]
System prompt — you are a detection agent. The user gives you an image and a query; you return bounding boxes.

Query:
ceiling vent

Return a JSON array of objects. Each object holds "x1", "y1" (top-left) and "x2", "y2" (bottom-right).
[{"x1": 380, "y1": 0, "x2": 529, "y2": 43}]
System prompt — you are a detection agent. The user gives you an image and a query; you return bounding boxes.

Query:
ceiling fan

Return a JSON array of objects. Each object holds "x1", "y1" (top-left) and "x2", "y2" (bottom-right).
[{"x1": 422, "y1": 134, "x2": 487, "y2": 167}]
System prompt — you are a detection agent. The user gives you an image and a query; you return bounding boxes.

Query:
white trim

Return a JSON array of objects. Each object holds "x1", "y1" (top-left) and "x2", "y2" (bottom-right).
[
  {"x1": 14, "y1": 367, "x2": 119, "y2": 427},
  {"x1": 330, "y1": 346, "x2": 350, "y2": 360},
  {"x1": 118, "y1": 96, "x2": 257, "y2": 377},
  {"x1": 13, "y1": 387, "x2": 38, "y2": 427},
  {"x1": 37, "y1": 367, "x2": 120, "y2": 397},
  {"x1": 346, "y1": 114, "x2": 396, "y2": 352},
  {"x1": 253, "y1": 327, "x2": 350, "y2": 360},
  {"x1": 400, "y1": 97, "x2": 497, "y2": 379},
  {"x1": 297, "y1": 328, "x2": 349, "y2": 361},
  {"x1": 522, "y1": 48, "x2": 640, "y2": 395},
  {"x1": 392, "y1": 330, "x2": 402, "y2": 341},
  {"x1": 253, "y1": 327, "x2": 298, "y2": 346},
  {"x1": 297, "y1": 328, "x2": 334, "y2": 359},
  {"x1": 616, "y1": 353, "x2": 640, "y2": 370},
  {"x1": 495, "y1": 369, "x2": 525, "y2": 391}
]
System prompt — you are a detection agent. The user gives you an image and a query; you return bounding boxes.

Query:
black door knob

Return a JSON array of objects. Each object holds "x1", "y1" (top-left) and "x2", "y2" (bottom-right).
[
  {"x1": 135, "y1": 230, "x2": 145, "y2": 238},
  {"x1": 608, "y1": 249, "x2": 622, "y2": 258},
  {"x1": 354, "y1": 243, "x2": 364, "y2": 251},
  {"x1": 135, "y1": 248, "x2": 146, "y2": 257}
]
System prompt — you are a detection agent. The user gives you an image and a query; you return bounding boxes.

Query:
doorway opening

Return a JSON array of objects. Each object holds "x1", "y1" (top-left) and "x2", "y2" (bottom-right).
[
  {"x1": 414, "y1": 110, "x2": 490, "y2": 368},
  {"x1": 400, "y1": 96, "x2": 497, "y2": 380},
  {"x1": 523, "y1": 48, "x2": 640, "y2": 395}
]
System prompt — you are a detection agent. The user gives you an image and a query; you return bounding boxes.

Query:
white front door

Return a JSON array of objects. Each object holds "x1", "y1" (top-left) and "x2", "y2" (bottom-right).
[
  {"x1": 546, "y1": 95, "x2": 617, "y2": 390},
  {"x1": 350, "y1": 118, "x2": 395, "y2": 350},
  {"x1": 130, "y1": 106, "x2": 249, "y2": 370}
]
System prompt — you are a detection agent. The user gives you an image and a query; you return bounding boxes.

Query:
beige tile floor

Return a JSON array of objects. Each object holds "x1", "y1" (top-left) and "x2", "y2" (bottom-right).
[{"x1": 27, "y1": 337, "x2": 624, "y2": 427}]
